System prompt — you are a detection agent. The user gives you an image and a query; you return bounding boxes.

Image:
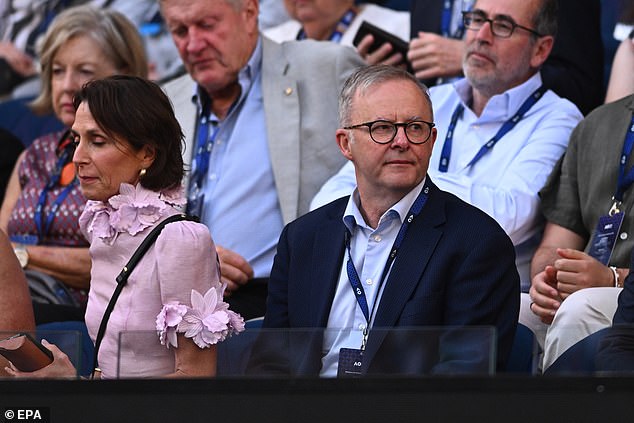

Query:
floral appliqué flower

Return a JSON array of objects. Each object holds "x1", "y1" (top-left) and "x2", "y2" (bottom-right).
[
  {"x1": 80, "y1": 183, "x2": 185, "y2": 244},
  {"x1": 156, "y1": 286, "x2": 245, "y2": 349},
  {"x1": 79, "y1": 201, "x2": 115, "y2": 241},
  {"x1": 156, "y1": 303, "x2": 188, "y2": 347},
  {"x1": 109, "y1": 183, "x2": 166, "y2": 236}
]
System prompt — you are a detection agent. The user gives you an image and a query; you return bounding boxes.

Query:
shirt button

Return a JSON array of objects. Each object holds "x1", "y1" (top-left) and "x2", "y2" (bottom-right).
[
  {"x1": 284, "y1": 87, "x2": 293, "y2": 96},
  {"x1": 359, "y1": 324, "x2": 365, "y2": 331},
  {"x1": 210, "y1": 174, "x2": 217, "y2": 181},
  {"x1": 620, "y1": 232, "x2": 628, "y2": 240},
  {"x1": 373, "y1": 235, "x2": 382, "y2": 242},
  {"x1": 366, "y1": 278, "x2": 373, "y2": 285}
]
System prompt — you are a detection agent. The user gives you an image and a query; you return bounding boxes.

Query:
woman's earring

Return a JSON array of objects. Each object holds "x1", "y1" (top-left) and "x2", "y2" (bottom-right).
[{"x1": 139, "y1": 168, "x2": 147, "y2": 178}]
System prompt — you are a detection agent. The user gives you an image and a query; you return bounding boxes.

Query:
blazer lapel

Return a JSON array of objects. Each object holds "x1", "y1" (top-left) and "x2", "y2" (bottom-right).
[
  {"x1": 363, "y1": 182, "x2": 446, "y2": 365},
  {"x1": 261, "y1": 37, "x2": 301, "y2": 225}
]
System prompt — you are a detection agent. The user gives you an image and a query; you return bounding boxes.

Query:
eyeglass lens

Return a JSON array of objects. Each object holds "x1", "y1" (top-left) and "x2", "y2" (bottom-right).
[
  {"x1": 371, "y1": 121, "x2": 431, "y2": 144},
  {"x1": 463, "y1": 12, "x2": 516, "y2": 37}
]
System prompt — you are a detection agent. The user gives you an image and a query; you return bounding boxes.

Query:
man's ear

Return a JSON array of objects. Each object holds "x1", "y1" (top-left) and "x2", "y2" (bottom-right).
[
  {"x1": 530, "y1": 35, "x2": 554, "y2": 69},
  {"x1": 336, "y1": 129, "x2": 354, "y2": 161},
  {"x1": 243, "y1": 0, "x2": 259, "y2": 34}
]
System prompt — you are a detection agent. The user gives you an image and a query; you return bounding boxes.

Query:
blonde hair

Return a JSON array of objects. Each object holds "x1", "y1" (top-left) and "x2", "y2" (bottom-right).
[{"x1": 30, "y1": 5, "x2": 148, "y2": 115}]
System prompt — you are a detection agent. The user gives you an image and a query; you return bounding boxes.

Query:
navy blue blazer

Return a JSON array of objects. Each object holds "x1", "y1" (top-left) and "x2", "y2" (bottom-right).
[
  {"x1": 596, "y1": 248, "x2": 634, "y2": 372},
  {"x1": 257, "y1": 179, "x2": 519, "y2": 375}
]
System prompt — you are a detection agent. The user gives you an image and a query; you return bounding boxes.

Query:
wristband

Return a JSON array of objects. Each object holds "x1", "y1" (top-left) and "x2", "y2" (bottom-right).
[{"x1": 610, "y1": 266, "x2": 623, "y2": 288}]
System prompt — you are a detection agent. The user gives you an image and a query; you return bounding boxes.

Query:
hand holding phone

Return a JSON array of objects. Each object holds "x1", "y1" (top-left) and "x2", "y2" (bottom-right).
[
  {"x1": 353, "y1": 21, "x2": 412, "y2": 72},
  {"x1": 0, "y1": 332, "x2": 54, "y2": 372}
]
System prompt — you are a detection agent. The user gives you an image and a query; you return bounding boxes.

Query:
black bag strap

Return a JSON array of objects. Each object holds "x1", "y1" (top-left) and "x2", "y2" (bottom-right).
[{"x1": 91, "y1": 213, "x2": 198, "y2": 378}]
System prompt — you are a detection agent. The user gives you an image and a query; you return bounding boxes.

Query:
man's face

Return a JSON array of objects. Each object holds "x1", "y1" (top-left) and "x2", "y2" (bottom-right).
[
  {"x1": 337, "y1": 79, "x2": 437, "y2": 201},
  {"x1": 463, "y1": 0, "x2": 550, "y2": 96},
  {"x1": 162, "y1": 0, "x2": 258, "y2": 95}
]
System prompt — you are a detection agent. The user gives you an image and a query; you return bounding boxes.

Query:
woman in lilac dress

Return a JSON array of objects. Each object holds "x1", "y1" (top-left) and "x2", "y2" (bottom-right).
[{"x1": 6, "y1": 76, "x2": 243, "y2": 379}]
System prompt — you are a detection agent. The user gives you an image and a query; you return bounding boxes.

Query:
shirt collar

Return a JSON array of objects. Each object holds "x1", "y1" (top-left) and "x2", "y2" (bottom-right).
[
  {"x1": 190, "y1": 36, "x2": 264, "y2": 117},
  {"x1": 343, "y1": 177, "x2": 427, "y2": 234},
  {"x1": 453, "y1": 72, "x2": 543, "y2": 120}
]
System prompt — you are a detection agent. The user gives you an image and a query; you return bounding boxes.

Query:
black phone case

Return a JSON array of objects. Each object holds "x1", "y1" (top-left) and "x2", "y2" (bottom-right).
[{"x1": 352, "y1": 21, "x2": 412, "y2": 72}]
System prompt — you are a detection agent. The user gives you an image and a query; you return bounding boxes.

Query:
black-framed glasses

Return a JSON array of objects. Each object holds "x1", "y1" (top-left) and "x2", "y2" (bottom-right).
[
  {"x1": 344, "y1": 120, "x2": 435, "y2": 145},
  {"x1": 462, "y1": 11, "x2": 542, "y2": 38}
]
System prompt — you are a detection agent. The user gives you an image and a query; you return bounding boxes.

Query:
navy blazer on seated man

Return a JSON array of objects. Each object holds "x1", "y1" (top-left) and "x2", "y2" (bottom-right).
[
  {"x1": 254, "y1": 65, "x2": 519, "y2": 377},
  {"x1": 257, "y1": 179, "x2": 520, "y2": 375},
  {"x1": 596, "y1": 249, "x2": 634, "y2": 372}
]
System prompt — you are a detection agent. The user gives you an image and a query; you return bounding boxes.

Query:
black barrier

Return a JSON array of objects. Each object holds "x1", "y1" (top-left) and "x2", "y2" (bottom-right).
[{"x1": 1, "y1": 377, "x2": 634, "y2": 422}]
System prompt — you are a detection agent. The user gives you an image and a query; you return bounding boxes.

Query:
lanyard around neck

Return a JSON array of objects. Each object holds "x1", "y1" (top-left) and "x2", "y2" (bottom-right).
[
  {"x1": 344, "y1": 183, "x2": 430, "y2": 342},
  {"x1": 613, "y1": 114, "x2": 634, "y2": 209},
  {"x1": 34, "y1": 131, "x2": 77, "y2": 242},
  {"x1": 438, "y1": 85, "x2": 547, "y2": 173},
  {"x1": 192, "y1": 114, "x2": 221, "y2": 188}
]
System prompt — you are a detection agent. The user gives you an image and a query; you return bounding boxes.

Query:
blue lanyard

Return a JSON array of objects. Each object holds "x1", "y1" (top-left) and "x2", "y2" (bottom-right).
[
  {"x1": 344, "y1": 183, "x2": 430, "y2": 328},
  {"x1": 438, "y1": 85, "x2": 547, "y2": 173},
  {"x1": 614, "y1": 114, "x2": 634, "y2": 204},
  {"x1": 192, "y1": 114, "x2": 220, "y2": 189},
  {"x1": 186, "y1": 113, "x2": 220, "y2": 214},
  {"x1": 34, "y1": 133, "x2": 77, "y2": 242},
  {"x1": 441, "y1": 0, "x2": 455, "y2": 37},
  {"x1": 297, "y1": 8, "x2": 356, "y2": 42},
  {"x1": 441, "y1": 0, "x2": 468, "y2": 38}
]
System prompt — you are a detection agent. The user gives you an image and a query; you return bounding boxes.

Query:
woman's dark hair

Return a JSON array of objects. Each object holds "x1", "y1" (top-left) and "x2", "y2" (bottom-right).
[{"x1": 73, "y1": 75, "x2": 184, "y2": 191}]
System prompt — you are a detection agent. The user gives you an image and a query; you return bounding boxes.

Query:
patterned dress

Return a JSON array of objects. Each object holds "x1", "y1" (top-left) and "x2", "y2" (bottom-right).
[{"x1": 7, "y1": 130, "x2": 89, "y2": 306}]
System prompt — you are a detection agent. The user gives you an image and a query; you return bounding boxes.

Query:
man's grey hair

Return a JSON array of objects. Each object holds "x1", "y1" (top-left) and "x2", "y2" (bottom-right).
[
  {"x1": 339, "y1": 65, "x2": 433, "y2": 127},
  {"x1": 159, "y1": 0, "x2": 244, "y2": 10},
  {"x1": 532, "y1": 0, "x2": 558, "y2": 38}
]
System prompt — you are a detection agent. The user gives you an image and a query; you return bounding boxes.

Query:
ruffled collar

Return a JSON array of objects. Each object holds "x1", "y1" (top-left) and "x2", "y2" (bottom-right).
[{"x1": 79, "y1": 183, "x2": 186, "y2": 244}]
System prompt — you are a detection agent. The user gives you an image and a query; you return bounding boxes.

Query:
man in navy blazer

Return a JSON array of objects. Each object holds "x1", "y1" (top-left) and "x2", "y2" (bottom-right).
[{"x1": 257, "y1": 65, "x2": 519, "y2": 376}]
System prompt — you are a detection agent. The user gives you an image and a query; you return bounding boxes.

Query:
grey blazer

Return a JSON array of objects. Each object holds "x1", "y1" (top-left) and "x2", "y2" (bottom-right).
[{"x1": 162, "y1": 35, "x2": 365, "y2": 224}]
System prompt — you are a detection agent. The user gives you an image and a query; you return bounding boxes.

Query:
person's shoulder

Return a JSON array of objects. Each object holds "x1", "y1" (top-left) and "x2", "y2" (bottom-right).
[
  {"x1": 287, "y1": 196, "x2": 348, "y2": 230},
  {"x1": 429, "y1": 82, "x2": 457, "y2": 101},
  {"x1": 27, "y1": 130, "x2": 65, "y2": 152},
  {"x1": 263, "y1": 19, "x2": 301, "y2": 43},
  {"x1": 265, "y1": 34, "x2": 358, "y2": 60},
  {"x1": 538, "y1": 89, "x2": 584, "y2": 119},
  {"x1": 360, "y1": 3, "x2": 410, "y2": 20},
  {"x1": 432, "y1": 184, "x2": 509, "y2": 237},
  {"x1": 160, "y1": 69, "x2": 195, "y2": 95},
  {"x1": 584, "y1": 94, "x2": 634, "y2": 120},
  {"x1": 156, "y1": 215, "x2": 214, "y2": 250}
]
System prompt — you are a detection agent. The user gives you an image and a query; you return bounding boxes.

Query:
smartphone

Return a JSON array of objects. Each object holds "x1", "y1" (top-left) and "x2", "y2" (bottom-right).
[
  {"x1": 0, "y1": 332, "x2": 54, "y2": 372},
  {"x1": 352, "y1": 21, "x2": 412, "y2": 72}
]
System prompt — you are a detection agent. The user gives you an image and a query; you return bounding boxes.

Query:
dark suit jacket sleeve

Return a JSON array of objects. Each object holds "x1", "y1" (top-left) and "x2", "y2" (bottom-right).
[
  {"x1": 596, "y1": 252, "x2": 634, "y2": 372},
  {"x1": 263, "y1": 224, "x2": 292, "y2": 329},
  {"x1": 435, "y1": 223, "x2": 519, "y2": 373}
]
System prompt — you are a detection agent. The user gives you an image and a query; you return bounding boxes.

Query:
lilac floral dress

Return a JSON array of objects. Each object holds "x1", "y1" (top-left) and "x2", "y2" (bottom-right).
[{"x1": 80, "y1": 183, "x2": 243, "y2": 379}]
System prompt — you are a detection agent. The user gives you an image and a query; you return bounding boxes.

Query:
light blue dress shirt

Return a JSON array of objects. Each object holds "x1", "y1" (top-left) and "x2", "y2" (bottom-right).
[
  {"x1": 195, "y1": 39, "x2": 284, "y2": 278},
  {"x1": 320, "y1": 179, "x2": 426, "y2": 377}
]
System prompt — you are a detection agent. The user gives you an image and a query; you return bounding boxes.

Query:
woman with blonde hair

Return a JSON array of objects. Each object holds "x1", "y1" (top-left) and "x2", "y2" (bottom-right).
[{"x1": 0, "y1": 5, "x2": 148, "y2": 324}]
